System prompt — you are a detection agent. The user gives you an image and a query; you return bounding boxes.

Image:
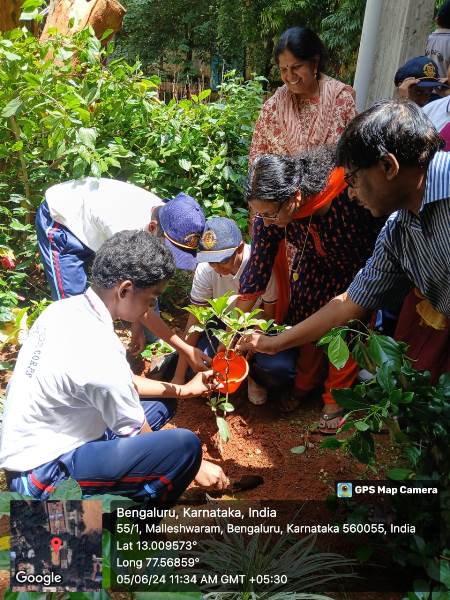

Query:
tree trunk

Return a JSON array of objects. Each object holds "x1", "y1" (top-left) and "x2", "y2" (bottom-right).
[
  {"x1": 40, "y1": 0, "x2": 126, "y2": 43},
  {"x1": 0, "y1": 0, "x2": 23, "y2": 31}
]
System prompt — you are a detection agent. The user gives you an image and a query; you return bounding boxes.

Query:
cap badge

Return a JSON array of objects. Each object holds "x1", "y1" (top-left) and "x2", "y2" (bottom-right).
[
  {"x1": 423, "y1": 63, "x2": 436, "y2": 78},
  {"x1": 201, "y1": 229, "x2": 217, "y2": 250},
  {"x1": 184, "y1": 232, "x2": 201, "y2": 249}
]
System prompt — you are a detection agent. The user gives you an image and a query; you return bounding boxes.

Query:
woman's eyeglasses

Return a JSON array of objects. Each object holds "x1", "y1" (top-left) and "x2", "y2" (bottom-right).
[{"x1": 253, "y1": 202, "x2": 283, "y2": 222}]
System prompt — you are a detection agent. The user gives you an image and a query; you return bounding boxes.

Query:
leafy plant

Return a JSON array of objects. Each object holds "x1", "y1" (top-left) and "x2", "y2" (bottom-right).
[
  {"x1": 141, "y1": 339, "x2": 175, "y2": 361},
  {"x1": 0, "y1": 298, "x2": 50, "y2": 348},
  {"x1": 184, "y1": 292, "x2": 286, "y2": 442},
  {"x1": 0, "y1": 26, "x2": 264, "y2": 360},
  {"x1": 318, "y1": 324, "x2": 450, "y2": 593}
]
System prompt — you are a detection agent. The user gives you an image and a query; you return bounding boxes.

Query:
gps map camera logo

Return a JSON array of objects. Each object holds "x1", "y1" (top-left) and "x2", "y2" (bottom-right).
[{"x1": 337, "y1": 482, "x2": 353, "y2": 498}]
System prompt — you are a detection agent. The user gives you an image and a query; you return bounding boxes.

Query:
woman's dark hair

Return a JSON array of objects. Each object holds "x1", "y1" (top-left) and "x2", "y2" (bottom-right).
[
  {"x1": 245, "y1": 146, "x2": 335, "y2": 205},
  {"x1": 336, "y1": 99, "x2": 444, "y2": 169},
  {"x1": 274, "y1": 27, "x2": 328, "y2": 75},
  {"x1": 92, "y1": 230, "x2": 175, "y2": 289},
  {"x1": 437, "y1": 0, "x2": 450, "y2": 28}
]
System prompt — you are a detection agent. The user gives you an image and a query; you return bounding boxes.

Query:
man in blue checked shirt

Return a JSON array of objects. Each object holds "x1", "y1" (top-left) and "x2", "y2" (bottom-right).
[{"x1": 238, "y1": 100, "x2": 450, "y2": 381}]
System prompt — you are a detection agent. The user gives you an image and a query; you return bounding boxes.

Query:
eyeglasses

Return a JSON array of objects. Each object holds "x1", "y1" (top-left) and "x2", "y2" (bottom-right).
[
  {"x1": 253, "y1": 203, "x2": 283, "y2": 222},
  {"x1": 344, "y1": 167, "x2": 361, "y2": 188}
]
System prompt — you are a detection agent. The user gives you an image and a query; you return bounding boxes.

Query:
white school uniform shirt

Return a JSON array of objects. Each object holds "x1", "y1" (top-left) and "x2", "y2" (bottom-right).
[
  {"x1": 45, "y1": 178, "x2": 163, "y2": 251},
  {"x1": 190, "y1": 243, "x2": 277, "y2": 306},
  {"x1": 423, "y1": 96, "x2": 450, "y2": 151},
  {"x1": 0, "y1": 288, "x2": 145, "y2": 472}
]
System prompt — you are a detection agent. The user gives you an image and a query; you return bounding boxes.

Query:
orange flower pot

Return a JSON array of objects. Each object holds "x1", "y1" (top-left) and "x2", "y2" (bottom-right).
[{"x1": 212, "y1": 350, "x2": 249, "y2": 394}]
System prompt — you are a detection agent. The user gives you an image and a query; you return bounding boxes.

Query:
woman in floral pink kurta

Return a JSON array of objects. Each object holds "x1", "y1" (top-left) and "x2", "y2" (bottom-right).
[{"x1": 250, "y1": 27, "x2": 356, "y2": 163}]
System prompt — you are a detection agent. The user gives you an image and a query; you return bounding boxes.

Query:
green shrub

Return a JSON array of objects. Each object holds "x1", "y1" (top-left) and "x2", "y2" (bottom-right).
[
  {"x1": 318, "y1": 325, "x2": 450, "y2": 594},
  {"x1": 0, "y1": 26, "x2": 264, "y2": 310}
]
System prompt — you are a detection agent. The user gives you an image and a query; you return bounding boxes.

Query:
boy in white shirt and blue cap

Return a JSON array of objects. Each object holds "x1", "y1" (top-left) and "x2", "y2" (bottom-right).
[
  {"x1": 172, "y1": 217, "x2": 277, "y2": 406},
  {"x1": 35, "y1": 178, "x2": 210, "y2": 373}
]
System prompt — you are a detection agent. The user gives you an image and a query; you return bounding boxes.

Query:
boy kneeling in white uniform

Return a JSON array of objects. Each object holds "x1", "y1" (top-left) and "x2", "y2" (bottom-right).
[{"x1": 0, "y1": 230, "x2": 228, "y2": 501}]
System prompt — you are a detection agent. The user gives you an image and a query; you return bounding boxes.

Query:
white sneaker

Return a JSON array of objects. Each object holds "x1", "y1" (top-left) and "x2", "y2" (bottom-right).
[
  {"x1": 358, "y1": 369, "x2": 375, "y2": 382},
  {"x1": 248, "y1": 376, "x2": 268, "y2": 405}
]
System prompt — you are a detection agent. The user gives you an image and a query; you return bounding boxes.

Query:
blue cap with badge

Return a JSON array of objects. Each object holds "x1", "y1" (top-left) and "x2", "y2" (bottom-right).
[
  {"x1": 159, "y1": 193, "x2": 205, "y2": 271},
  {"x1": 394, "y1": 56, "x2": 449, "y2": 89},
  {"x1": 196, "y1": 217, "x2": 243, "y2": 263}
]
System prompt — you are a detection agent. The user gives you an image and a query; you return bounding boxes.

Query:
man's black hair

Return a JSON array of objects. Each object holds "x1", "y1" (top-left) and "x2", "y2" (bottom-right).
[
  {"x1": 92, "y1": 230, "x2": 175, "y2": 289},
  {"x1": 274, "y1": 27, "x2": 328, "y2": 76},
  {"x1": 245, "y1": 146, "x2": 335, "y2": 205},
  {"x1": 336, "y1": 99, "x2": 444, "y2": 169},
  {"x1": 437, "y1": 0, "x2": 450, "y2": 28}
]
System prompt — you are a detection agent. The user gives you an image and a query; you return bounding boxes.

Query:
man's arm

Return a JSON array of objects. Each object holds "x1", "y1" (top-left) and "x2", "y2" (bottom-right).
[
  {"x1": 239, "y1": 217, "x2": 414, "y2": 355},
  {"x1": 238, "y1": 293, "x2": 369, "y2": 354}
]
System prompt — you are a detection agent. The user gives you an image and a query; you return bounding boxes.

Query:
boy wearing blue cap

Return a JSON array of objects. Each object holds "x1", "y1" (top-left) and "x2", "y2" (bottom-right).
[
  {"x1": 36, "y1": 178, "x2": 210, "y2": 373},
  {"x1": 394, "y1": 56, "x2": 449, "y2": 107},
  {"x1": 171, "y1": 217, "x2": 277, "y2": 404}
]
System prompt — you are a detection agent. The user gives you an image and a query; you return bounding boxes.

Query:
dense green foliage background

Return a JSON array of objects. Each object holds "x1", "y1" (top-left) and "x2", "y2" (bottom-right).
[
  {"x1": 114, "y1": 0, "x2": 367, "y2": 86},
  {"x1": 0, "y1": 27, "x2": 264, "y2": 315}
]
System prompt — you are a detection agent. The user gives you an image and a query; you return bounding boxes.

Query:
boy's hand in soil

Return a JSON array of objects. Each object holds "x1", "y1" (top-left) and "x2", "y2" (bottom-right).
[
  {"x1": 195, "y1": 459, "x2": 230, "y2": 489},
  {"x1": 182, "y1": 370, "x2": 218, "y2": 398},
  {"x1": 237, "y1": 331, "x2": 277, "y2": 356}
]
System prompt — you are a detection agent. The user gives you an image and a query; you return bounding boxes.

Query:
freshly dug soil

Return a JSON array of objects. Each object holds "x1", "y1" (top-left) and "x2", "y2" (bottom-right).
[{"x1": 0, "y1": 320, "x2": 404, "y2": 600}]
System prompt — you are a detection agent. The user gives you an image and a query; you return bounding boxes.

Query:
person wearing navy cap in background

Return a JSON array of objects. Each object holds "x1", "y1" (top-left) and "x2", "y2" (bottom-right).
[
  {"x1": 426, "y1": 0, "x2": 450, "y2": 78},
  {"x1": 423, "y1": 94, "x2": 450, "y2": 151},
  {"x1": 36, "y1": 178, "x2": 210, "y2": 373},
  {"x1": 171, "y1": 217, "x2": 279, "y2": 407},
  {"x1": 375, "y1": 57, "x2": 450, "y2": 338},
  {"x1": 394, "y1": 56, "x2": 449, "y2": 107}
]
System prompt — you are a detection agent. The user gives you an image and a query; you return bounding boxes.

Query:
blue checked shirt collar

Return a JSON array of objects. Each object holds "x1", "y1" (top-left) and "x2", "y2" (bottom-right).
[{"x1": 397, "y1": 151, "x2": 450, "y2": 225}]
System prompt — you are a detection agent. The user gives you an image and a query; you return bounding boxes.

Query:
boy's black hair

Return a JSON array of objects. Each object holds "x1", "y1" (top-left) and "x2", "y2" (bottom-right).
[
  {"x1": 92, "y1": 230, "x2": 175, "y2": 289},
  {"x1": 437, "y1": 0, "x2": 450, "y2": 29}
]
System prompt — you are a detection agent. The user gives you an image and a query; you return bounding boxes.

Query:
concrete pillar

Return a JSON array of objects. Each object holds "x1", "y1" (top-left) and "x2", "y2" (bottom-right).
[{"x1": 354, "y1": 0, "x2": 436, "y2": 111}]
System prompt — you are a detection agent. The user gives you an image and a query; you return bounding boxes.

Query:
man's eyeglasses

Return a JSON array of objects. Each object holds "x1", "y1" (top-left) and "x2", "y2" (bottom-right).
[{"x1": 344, "y1": 167, "x2": 361, "y2": 188}]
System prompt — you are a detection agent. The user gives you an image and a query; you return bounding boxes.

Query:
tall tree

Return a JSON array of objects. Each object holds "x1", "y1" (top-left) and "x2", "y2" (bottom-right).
[
  {"x1": 0, "y1": 0, "x2": 23, "y2": 31},
  {"x1": 40, "y1": 0, "x2": 126, "y2": 42}
]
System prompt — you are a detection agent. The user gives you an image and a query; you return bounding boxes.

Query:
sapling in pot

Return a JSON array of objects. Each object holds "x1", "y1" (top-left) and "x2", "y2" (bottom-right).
[{"x1": 184, "y1": 292, "x2": 286, "y2": 442}]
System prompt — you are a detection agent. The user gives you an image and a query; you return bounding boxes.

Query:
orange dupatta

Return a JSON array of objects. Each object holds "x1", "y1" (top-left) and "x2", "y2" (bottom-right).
[{"x1": 273, "y1": 167, "x2": 348, "y2": 323}]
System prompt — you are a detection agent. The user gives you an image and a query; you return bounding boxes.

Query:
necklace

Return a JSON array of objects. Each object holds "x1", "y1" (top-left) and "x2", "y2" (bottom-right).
[{"x1": 287, "y1": 214, "x2": 313, "y2": 283}]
